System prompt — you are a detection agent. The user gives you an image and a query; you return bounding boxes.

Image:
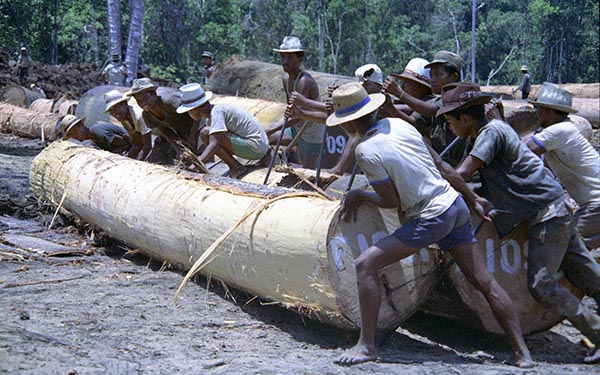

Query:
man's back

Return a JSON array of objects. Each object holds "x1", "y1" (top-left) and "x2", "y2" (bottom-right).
[{"x1": 355, "y1": 117, "x2": 458, "y2": 220}]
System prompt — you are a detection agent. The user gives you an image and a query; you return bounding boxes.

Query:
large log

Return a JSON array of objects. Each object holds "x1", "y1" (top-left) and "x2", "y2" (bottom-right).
[
  {"x1": 0, "y1": 102, "x2": 60, "y2": 140},
  {"x1": 210, "y1": 60, "x2": 354, "y2": 103},
  {"x1": 30, "y1": 98, "x2": 78, "y2": 117},
  {"x1": 30, "y1": 141, "x2": 440, "y2": 330},
  {"x1": 482, "y1": 83, "x2": 600, "y2": 99},
  {"x1": 503, "y1": 101, "x2": 596, "y2": 136},
  {"x1": 1, "y1": 85, "x2": 43, "y2": 107}
]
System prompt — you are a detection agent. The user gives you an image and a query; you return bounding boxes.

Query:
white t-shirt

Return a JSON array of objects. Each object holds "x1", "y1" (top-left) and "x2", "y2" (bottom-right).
[
  {"x1": 355, "y1": 118, "x2": 459, "y2": 220},
  {"x1": 116, "y1": 99, "x2": 152, "y2": 136},
  {"x1": 208, "y1": 104, "x2": 270, "y2": 155},
  {"x1": 532, "y1": 120, "x2": 600, "y2": 207}
]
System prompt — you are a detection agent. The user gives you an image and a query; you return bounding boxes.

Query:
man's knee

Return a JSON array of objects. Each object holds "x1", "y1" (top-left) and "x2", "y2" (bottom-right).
[{"x1": 354, "y1": 249, "x2": 379, "y2": 277}]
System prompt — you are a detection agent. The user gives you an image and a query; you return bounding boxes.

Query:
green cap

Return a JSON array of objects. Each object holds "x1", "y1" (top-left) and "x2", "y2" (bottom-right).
[{"x1": 425, "y1": 51, "x2": 464, "y2": 72}]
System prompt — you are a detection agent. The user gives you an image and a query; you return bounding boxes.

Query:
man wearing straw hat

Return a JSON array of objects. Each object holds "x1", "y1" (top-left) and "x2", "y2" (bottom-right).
[
  {"x1": 176, "y1": 83, "x2": 270, "y2": 178},
  {"x1": 267, "y1": 36, "x2": 325, "y2": 169},
  {"x1": 59, "y1": 114, "x2": 131, "y2": 154},
  {"x1": 16, "y1": 47, "x2": 32, "y2": 86},
  {"x1": 512, "y1": 65, "x2": 532, "y2": 100},
  {"x1": 439, "y1": 82, "x2": 600, "y2": 364},
  {"x1": 524, "y1": 82, "x2": 600, "y2": 251},
  {"x1": 328, "y1": 82, "x2": 533, "y2": 367},
  {"x1": 128, "y1": 78, "x2": 195, "y2": 164},
  {"x1": 200, "y1": 51, "x2": 216, "y2": 85},
  {"x1": 102, "y1": 53, "x2": 128, "y2": 86},
  {"x1": 104, "y1": 89, "x2": 153, "y2": 160}
]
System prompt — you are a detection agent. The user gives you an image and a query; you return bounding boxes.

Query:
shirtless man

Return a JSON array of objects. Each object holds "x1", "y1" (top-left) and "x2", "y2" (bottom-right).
[{"x1": 266, "y1": 36, "x2": 325, "y2": 169}]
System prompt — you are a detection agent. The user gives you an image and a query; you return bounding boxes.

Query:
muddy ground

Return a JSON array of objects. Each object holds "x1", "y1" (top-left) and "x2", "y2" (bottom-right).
[{"x1": 1, "y1": 133, "x2": 600, "y2": 375}]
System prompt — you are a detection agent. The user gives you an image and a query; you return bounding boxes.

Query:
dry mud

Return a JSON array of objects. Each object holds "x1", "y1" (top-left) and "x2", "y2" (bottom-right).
[{"x1": 1, "y1": 133, "x2": 600, "y2": 375}]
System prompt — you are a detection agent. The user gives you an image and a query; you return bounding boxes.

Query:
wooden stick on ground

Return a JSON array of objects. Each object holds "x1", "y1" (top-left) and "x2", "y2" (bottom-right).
[{"x1": 2, "y1": 275, "x2": 86, "y2": 289}]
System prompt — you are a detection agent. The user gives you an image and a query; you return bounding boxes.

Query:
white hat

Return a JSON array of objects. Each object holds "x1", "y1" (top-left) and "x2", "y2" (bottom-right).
[
  {"x1": 20, "y1": 47, "x2": 27, "y2": 52},
  {"x1": 326, "y1": 82, "x2": 386, "y2": 127},
  {"x1": 103, "y1": 90, "x2": 129, "y2": 113},
  {"x1": 391, "y1": 58, "x2": 431, "y2": 88},
  {"x1": 520, "y1": 65, "x2": 529, "y2": 72},
  {"x1": 355, "y1": 64, "x2": 383, "y2": 85},
  {"x1": 528, "y1": 82, "x2": 577, "y2": 113},
  {"x1": 176, "y1": 83, "x2": 213, "y2": 113},
  {"x1": 273, "y1": 36, "x2": 304, "y2": 53}
]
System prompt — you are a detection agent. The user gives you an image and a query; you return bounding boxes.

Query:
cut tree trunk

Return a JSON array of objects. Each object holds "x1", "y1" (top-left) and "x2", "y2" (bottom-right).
[
  {"x1": 482, "y1": 83, "x2": 600, "y2": 99},
  {"x1": 0, "y1": 102, "x2": 59, "y2": 140},
  {"x1": 1, "y1": 85, "x2": 43, "y2": 107},
  {"x1": 30, "y1": 97, "x2": 78, "y2": 117},
  {"x1": 30, "y1": 141, "x2": 440, "y2": 330}
]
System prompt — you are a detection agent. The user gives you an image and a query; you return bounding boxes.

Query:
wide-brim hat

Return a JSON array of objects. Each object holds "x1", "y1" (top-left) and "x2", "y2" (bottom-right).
[
  {"x1": 390, "y1": 58, "x2": 431, "y2": 88},
  {"x1": 355, "y1": 64, "x2": 383, "y2": 85},
  {"x1": 273, "y1": 36, "x2": 304, "y2": 53},
  {"x1": 176, "y1": 83, "x2": 213, "y2": 113},
  {"x1": 520, "y1": 65, "x2": 529, "y2": 72},
  {"x1": 59, "y1": 114, "x2": 85, "y2": 140},
  {"x1": 425, "y1": 51, "x2": 464, "y2": 73},
  {"x1": 201, "y1": 51, "x2": 213, "y2": 58},
  {"x1": 326, "y1": 82, "x2": 386, "y2": 127},
  {"x1": 437, "y1": 83, "x2": 493, "y2": 117},
  {"x1": 103, "y1": 89, "x2": 129, "y2": 113},
  {"x1": 528, "y1": 82, "x2": 577, "y2": 113},
  {"x1": 127, "y1": 78, "x2": 158, "y2": 96}
]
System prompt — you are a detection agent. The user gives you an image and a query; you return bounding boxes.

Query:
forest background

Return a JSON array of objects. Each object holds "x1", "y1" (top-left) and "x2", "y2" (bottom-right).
[{"x1": 1, "y1": 0, "x2": 598, "y2": 87}]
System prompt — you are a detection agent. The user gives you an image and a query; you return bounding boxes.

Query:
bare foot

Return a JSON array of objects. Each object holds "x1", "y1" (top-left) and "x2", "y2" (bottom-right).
[
  {"x1": 513, "y1": 348, "x2": 535, "y2": 368},
  {"x1": 334, "y1": 344, "x2": 377, "y2": 366},
  {"x1": 584, "y1": 346, "x2": 600, "y2": 364}
]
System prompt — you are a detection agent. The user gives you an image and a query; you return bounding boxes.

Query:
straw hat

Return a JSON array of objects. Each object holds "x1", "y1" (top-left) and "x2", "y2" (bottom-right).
[
  {"x1": 201, "y1": 51, "x2": 213, "y2": 58},
  {"x1": 355, "y1": 64, "x2": 383, "y2": 85},
  {"x1": 520, "y1": 65, "x2": 529, "y2": 72},
  {"x1": 59, "y1": 114, "x2": 85, "y2": 140},
  {"x1": 273, "y1": 36, "x2": 304, "y2": 53},
  {"x1": 436, "y1": 83, "x2": 493, "y2": 117},
  {"x1": 326, "y1": 82, "x2": 386, "y2": 127},
  {"x1": 176, "y1": 83, "x2": 213, "y2": 114},
  {"x1": 425, "y1": 51, "x2": 464, "y2": 73},
  {"x1": 20, "y1": 47, "x2": 27, "y2": 52},
  {"x1": 127, "y1": 78, "x2": 158, "y2": 96},
  {"x1": 528, "y1": 82, "x2": 577, "y2": 113},
  {"x1": 103, "y1": 90, "x2": 129, "y2": 113},
  {"x1": 391, "y1": 58, "x2": 431, "y2": 88}
]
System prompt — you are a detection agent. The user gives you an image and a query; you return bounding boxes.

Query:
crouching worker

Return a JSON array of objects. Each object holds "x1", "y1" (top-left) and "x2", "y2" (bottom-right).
[
  {"x1": 327, "y1": 83, "x2": 533, "y2": 368},
  {"x1": 176, "y1": 83, "x2": 271, "y2": 178},
  {"x1": 59, "y1": 114, "x2": 131, "y2": 154}
]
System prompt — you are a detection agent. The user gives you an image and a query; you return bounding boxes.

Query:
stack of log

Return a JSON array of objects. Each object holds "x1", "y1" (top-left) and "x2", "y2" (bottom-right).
[{"x1": 0, "y1": 102, "x2": 60, "y2": 141}]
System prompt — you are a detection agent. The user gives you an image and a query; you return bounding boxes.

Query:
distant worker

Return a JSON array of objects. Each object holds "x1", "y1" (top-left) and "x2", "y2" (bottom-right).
[
  {"x1": 176, "y1": 83, "x2": 271, "y2": 179},
  {"x1": 104, "y1": 89, "x2": 153, "y2": 160},
  {"x1": 200, "y1": 51, "x2": 216, "y2": 85},
  {"x1": 59, "y1": 114, "x2": 131, "y2": 154},
  {"x1": 102, "y1": 53, "x2": 128, "y2": 86},
  {"x1": 513, "y1": 65, "x2": 532, "y2": 100},
  {"x1": 524, "y1": 83, "x2": 600, "y2": 250},
  {"x1": 267, "y1": 36, "x2": 325, "y2": 169},
  {"x1": 16, "y1": 47, "x2": 32, "y2": 86},
  {"x1": 29, "y1": 83, "x2": 46, "y2": 98}
]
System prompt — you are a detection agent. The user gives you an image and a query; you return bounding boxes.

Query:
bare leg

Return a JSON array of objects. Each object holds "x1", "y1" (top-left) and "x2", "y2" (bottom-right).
[
  {"x1": 335, "y1": 236, "x2": 418, "y2": 365},
  {"x1": 449, "y1": 243, "x2": 534, "y2": 368}
]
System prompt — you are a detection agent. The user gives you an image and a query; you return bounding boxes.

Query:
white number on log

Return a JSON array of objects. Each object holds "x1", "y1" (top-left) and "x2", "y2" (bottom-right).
[
  {"x1": 326, "y1": 135, "x2": 346, "y2": 154},
  {"x1": 484, "y1": 238, "x2": 522, "y2": 275}
]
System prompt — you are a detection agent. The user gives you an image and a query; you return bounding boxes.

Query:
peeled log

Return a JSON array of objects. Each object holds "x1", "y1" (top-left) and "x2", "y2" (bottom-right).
[
  {"x1": 0, "y1": 102, "x2": 60, "y2": 140},
  {"x1": 0, "y1": 85, "x2": 43, "y2": 107},
  {"x1": 210, "y1": 60, "x2": 355, "y2": 103},
  {"x1": 30, "y1": 141, "x2": 439, "y2": 330},
  {"x1": 30, "y1": 98, "x2": 78, "y2": 117},
  {"x1": 482, "y1": 83, "x2": 600, "y2": 99}
]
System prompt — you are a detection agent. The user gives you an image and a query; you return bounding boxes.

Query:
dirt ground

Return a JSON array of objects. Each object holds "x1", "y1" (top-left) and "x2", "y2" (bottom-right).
[{"x1": 1, "y1": 133, "x2": 600, "y2": 375}]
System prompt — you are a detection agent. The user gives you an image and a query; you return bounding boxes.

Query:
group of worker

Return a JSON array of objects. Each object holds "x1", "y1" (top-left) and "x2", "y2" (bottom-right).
[{"x1": 55, "y1": 35, "x2": 599, "y2": 367}]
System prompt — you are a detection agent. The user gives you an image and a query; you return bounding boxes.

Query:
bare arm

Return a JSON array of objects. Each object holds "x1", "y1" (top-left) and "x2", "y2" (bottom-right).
[
  {"x1": 340, "y1": 180, "x2": 401, "y2": 222},
  {"x1": 197, "y1": 132, "x2": 224, "y2": 163},
  {"x1": 138, "y1": 132, "x2": 153, "y2": 160},
  {"x1": 382, "y1": 75, "x2": 438, "y2": 117}
]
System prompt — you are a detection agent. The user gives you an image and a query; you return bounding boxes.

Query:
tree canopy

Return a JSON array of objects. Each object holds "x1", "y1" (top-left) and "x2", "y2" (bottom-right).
[{"x1": 2, "y1": 0, "x2": 598, "y2": 85}]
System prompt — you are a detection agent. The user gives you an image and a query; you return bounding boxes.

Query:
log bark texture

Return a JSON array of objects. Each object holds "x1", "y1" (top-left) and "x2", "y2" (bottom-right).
[
  {"x1": 482, "y1": 83, "x2": 599, "y2": 99},
  {"x1": 30, "y1": 141, "x2": 439, "y2": 330},
  {"x1": 0, "y1": 102, "x2": 60, "y2": 140}
]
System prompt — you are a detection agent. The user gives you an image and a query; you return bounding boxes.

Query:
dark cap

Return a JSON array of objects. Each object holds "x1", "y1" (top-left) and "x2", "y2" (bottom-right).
[
  {"x1": 425, "y1": 51, "x2": 464, "y2": 72},
  {"x1": 436, "y1": 83, "x2": 492, "y2": 117}
]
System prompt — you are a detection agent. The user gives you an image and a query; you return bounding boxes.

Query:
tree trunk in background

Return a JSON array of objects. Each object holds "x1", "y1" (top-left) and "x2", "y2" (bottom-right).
[
  {"x1": 52, "y1": 0, "x2": 59, "y2": 65},
  {"x1": 89, "y1": 0, "x2": 100, "y2": 66},
  {"x1": 107, "y1": 0, "x2": 122, "y2": 59},
  {"x1": 126, "y1": 0, "x2": 145, "y2": 85}
]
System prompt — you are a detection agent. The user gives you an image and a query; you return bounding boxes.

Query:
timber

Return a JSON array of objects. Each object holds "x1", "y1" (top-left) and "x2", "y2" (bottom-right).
[
  {"x1": 30, "y1": 141, "x2": 439, "y2": 330},
  {"x1": 0, "y1": 85, "x2": 43, "y2": 108},
  {"x1": 0, "y1": 102, "x2": 60, "y2": 140},
  {"x1": 482, "y1": 83, "x2": 600, "y2": 99}
]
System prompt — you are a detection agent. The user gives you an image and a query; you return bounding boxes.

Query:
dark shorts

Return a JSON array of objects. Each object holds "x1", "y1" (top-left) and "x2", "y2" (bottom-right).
[
  {"x1": 391, "y1": 196, "x2": 476, "y2": 251},
  {"x1": 285, "y1": 127, "x2": 321, "y2": 156},
  {"x1": 19, "y1": 67, "x2": 29, "y2": 78}
]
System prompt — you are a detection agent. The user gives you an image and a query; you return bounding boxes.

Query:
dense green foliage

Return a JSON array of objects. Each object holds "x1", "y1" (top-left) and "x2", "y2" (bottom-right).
[{"x1": 2, "y1": 0, "x2": 598, "y2": 84}]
